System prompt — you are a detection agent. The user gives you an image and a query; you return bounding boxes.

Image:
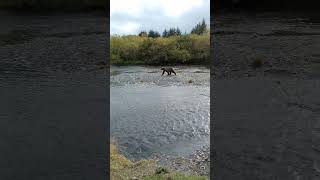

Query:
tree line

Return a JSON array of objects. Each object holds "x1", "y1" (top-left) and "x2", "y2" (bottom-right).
[
  {"x1": 138, "y1": 19, "x2": 208, "y2": 38},
  {"x1": 111, "y1": 19, "x2": 210, "y2": 65}
]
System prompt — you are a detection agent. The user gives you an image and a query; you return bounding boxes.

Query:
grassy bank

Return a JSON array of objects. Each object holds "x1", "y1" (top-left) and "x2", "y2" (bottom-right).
[
  {"x1": 110, "y1": 144, "x2": 207, "y2": 180},
  {"x1": 0, "y1": 0, "x2": 106, "y2": 11},
  {"x1": 110, "y1": 33, "x2": 210, "y2": 66}
]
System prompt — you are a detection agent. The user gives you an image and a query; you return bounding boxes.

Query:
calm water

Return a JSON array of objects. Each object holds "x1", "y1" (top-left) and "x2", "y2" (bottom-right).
[{"x1": 110, "y1": 66, "x2": 210, "y2": 160}]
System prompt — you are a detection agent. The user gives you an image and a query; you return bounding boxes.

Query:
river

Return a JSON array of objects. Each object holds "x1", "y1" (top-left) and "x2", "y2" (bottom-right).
[{"x1": 110, "y1": 66, "x2": 210, "y2": 160}]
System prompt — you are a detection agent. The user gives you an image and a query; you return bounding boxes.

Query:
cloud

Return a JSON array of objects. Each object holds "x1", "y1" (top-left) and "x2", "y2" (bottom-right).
[
  {"x1": 156, "y1": 0, "x2": 204, "y2": 17},
  {"x1": 110, "y1": 0, "x2": 144, "y2": 18},
  {"x1": 110, "y1": 0, "x2": 210, "y2": 35},
  {"x1": 111, "y1": 21, "x2": 140, "y2": 35}
]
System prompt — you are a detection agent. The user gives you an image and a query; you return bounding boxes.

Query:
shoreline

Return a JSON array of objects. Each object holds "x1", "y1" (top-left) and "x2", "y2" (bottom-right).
[
  {"x1": 111, "y1": 143, "x2": 209, "y2": 179},
  {"x1": 110, "y1": 64, "x2": 211, "y2": 68},
  {"x1": 151, "y1": 145, "x2": 210, "y2": 177}
]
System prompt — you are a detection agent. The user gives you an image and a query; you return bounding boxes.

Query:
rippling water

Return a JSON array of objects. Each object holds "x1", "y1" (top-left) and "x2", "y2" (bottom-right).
[{"x1": 110, "y1": 66, "x2": 210, "y2": 160}]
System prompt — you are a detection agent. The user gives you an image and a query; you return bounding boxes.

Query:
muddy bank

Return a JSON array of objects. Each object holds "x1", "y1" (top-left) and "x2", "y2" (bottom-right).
[{"x1": 212, "y1": 12, "x2": 320, "y2": 79}]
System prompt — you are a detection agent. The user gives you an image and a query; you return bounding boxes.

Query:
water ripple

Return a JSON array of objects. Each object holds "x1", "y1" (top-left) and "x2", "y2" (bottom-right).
[{"x1": 111, "y1": 66, "x2": 210, "y2": 160}]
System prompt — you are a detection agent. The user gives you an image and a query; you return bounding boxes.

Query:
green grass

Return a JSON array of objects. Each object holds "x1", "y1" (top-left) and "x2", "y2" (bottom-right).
[
  {"x1": 110, "y1": 143, "x2": 157, "y2": 180},
  {"x1": 110, "y1": 143, "x2": 208, "y2": 180}
]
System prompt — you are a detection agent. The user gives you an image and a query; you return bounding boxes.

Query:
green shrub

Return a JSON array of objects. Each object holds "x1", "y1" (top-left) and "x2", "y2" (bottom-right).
[
  {"x1": 110, "y1": 32, "x2": 210, "y2": 65},
  {"x1": 155, "y1": 167, "x2": 169, "y2": 174}
]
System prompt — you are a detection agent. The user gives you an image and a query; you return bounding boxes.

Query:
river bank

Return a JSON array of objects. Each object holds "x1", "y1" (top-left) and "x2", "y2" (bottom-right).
[{"x1": 111, "y1": 143, "x2": 209, "y2": 179}]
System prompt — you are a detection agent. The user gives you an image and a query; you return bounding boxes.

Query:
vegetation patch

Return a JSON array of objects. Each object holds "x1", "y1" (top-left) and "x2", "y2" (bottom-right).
[
  {"x1": 110, "y1": 143, "x2": 207, "y2": 180},
  {"x1": 110, "y1": 20, "x2": 210, "y2": 66},
  {"x1": 155, "y1": 167, "x2": 169, "y2": 175}
]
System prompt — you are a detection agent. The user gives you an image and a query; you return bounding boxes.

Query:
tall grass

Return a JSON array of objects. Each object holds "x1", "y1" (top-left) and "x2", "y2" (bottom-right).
[{"x1": 110, "y1": 33, "x2": 210, "y2": 65}]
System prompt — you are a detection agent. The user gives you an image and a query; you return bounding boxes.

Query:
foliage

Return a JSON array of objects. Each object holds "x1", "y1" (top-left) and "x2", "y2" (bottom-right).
[
  {"x1": 138, "y1": 30, "x2": 161, "y2": 38},
  {"x1": 163, "y1": 28, "x2": 182, "y2": 37},
  {"x1": 110, "y1": 35, "x2": 146, "y2": 64},
  {"x1": 110, "y1": 33, "x2": 209, "y2": 65},
  {"x1": 139, "y1": 31, "x2": 148, "y2": 37},
  {"x1": 111, "y1": 19, "x2": 209, "y2": 65},
  {"x1": 110, "y1": 143, "x2": 157, "y2": 179},
  {"x1": 191, "y1": 19, "x2": 208, "y2": 35},
  {"x1": 148, "y1": 30, "x2": 161, "y2": 38},
  {"x1": 155, "y1": 167, "x2": 169, "y2": 174}
]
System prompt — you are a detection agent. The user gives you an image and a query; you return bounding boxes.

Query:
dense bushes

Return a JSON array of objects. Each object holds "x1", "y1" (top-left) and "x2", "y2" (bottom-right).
[
  {"x1": 110, "y1": 35, "x2": 145, "y2": 64},
  {"x1": 111, "y1": 19, "x2": 210, "y2": 65},
  {"x1": 110, "y1": 33, "x2": 210, "y2": 65}
]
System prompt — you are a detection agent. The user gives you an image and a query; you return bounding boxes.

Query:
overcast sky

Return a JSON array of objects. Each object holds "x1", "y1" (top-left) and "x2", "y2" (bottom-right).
[{"x1": 110, "y1": 0, "x2": 210, "y2": 35}]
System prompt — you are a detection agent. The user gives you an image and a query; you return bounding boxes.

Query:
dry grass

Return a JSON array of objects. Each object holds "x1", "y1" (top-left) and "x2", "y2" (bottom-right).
[{"x1": 110, "y1": 143, "x2": 157, "y2": 180}]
